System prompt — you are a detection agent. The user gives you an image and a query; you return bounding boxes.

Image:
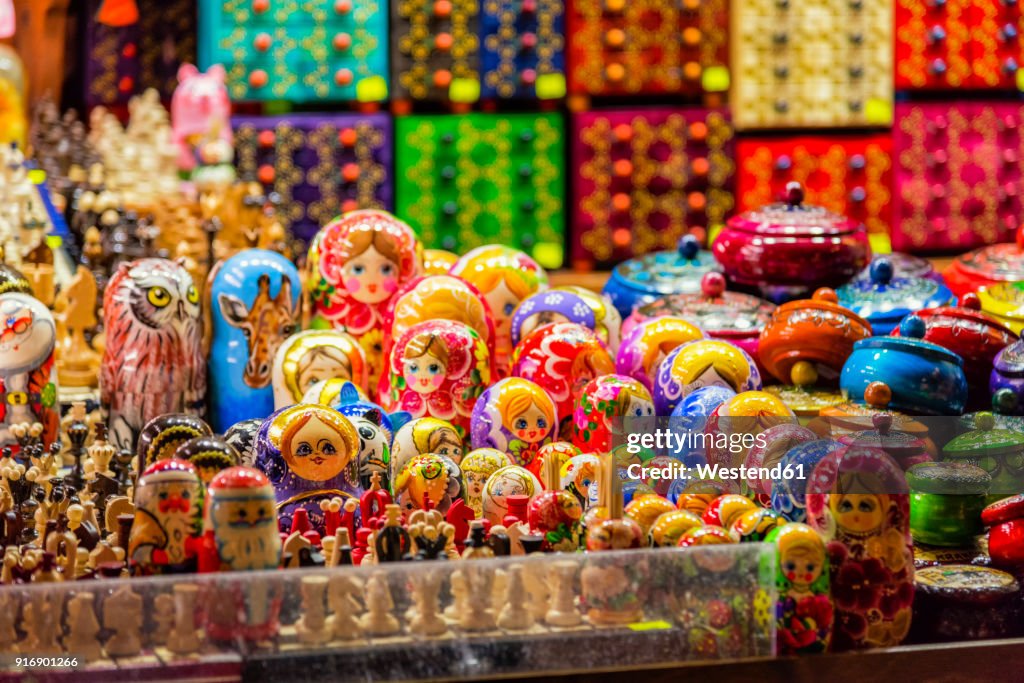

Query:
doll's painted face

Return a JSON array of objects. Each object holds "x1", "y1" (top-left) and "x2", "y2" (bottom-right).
[
  {"x1": 465, "y1": 470, "x2": 488, "y2": 501},
  {"x1": 625, "y1": 395, "x2": 655, "y2": 419},
  {"x1": 688, "y1": 365, "x2": 730, "y2": 392},
  {"x1": 428, "y1": 429, "x2": 463, "y2": 463},
  {"x1": 404, "y1": 351, "x2": 446, "y2": 394},
  {"x1": 296, "y1": 348, "x2": 351, "y2": 395},
  {"x1": 343, "y1": 245, "x2": 398, "y2": 305},
  {"x1": 781, "y1": 545, "x2": 823, "y2": 592},
  {"x1": 832, "y1": 493, "x2": 884, "y2": 534},
  {"x1": 485, "y1": 280, "x2": 521, "y2": 335},
  {"x1": 521, "y1": 311, "x2": 569, "y2": 340},
  {"x1": 283, "y1": 415, "x2": 350, "y2": 481},
  {"x1": 511, "y1": 402, "x2": 551, "y2": 443}
]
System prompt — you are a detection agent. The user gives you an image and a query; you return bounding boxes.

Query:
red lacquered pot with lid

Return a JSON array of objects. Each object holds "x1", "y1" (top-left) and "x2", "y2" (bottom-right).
[{"x1": 944, "y1": 227, "x2": 1024, "y2": 298}]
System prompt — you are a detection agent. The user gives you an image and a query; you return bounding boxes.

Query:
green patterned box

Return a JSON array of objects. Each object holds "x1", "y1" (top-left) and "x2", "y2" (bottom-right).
[{"x1": 395, "y1": 113, "x2": 565, "y2": 269}]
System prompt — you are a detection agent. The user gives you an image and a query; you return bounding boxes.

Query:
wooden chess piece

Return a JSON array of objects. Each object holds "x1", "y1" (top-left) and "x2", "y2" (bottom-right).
[
  {"x1": 408, "y1": 569, "x2": 447, "y2": 637},
  {"x1": 374, "y1": 504, "x2": 411, "y2": 562},
  {"x1": 103, "y1": 585, "x2": 143, "y2": 656},
  {"x1": 458, "y1": 564, "x2": 496, "y2": 632},
  {"x1": 359, "y1": 572, "x2": 399, "y2": 637},
  {"x1": 64, "y1": 592, "x2": 103, "y2": 660},
  {"x1": 151, "y1": 593, "x2": 175, "y2": 646},
  {"x1": 544, "y1": 561, "x2": 582, "y2": 627},
  {"x1": 55, "y1": 265, "x2": 100, "y2": 388},
  {"x1": 327, "y1": 573, "x2": 362, "y2": 640},
  {"x1": 296, "y1": 575, "x2": 330, "y2": 645},
  {"x1": 166, "y1": 583, "x2": 201, "y2": 654},
  {"x1": 497, "y1": 564, "x2": 533, "y2": 631},
  {"x1": 19, "y1": 591, "x2": 61, "y2": 654},
  {"x1": 0, "y1": 591, "x2": 17, "y2": 652},
  {"x1": 461, "y1": 520, "x2": 494, "y2": 560}
]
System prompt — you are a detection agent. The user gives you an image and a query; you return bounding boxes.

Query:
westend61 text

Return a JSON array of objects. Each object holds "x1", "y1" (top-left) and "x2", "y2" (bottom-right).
[
  {"x1": 624, "y1": 428, "x2": 769, "y2": 455},
  {"x1": 626, "y1": 462, "x2": 807, "y2": 483}
]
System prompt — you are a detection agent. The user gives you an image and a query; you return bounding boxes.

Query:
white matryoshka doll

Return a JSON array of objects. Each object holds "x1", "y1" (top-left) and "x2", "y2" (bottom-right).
[
  {"x1": 390, "y1": 416, "x2": 465, "y2": 487},
  {"x1": 271, "y1": 329, "x2": 368, "y2": 409}
]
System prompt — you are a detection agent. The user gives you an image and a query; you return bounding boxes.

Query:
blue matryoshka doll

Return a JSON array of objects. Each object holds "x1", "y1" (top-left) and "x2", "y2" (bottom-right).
[
  {"x1": 208, "y1": 249, "x2": 301, "y2": 432},
  {"x1": 253, "y1": 404, "x2": 362, "y2": 533}
]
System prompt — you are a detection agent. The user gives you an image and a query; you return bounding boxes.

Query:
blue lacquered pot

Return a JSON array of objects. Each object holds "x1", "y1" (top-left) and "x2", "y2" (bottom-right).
[
  {"x1": 840, "y1": 319, "x2": 968, "y2": 416},
  {"x1": 602, "y1": 235, "x2": 722, "y2": 319},
  {"x1": 837, "y1": 258, "x2": 954, "y2": 334}
]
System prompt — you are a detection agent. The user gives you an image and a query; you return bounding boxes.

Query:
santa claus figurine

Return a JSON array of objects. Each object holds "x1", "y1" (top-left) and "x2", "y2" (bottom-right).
[
  {"x1": 205, "y1": 466, "x2": 281, "y2": 571},
  {"x1": 128, "y1": 458, "x2": 202, "y2": 575}
]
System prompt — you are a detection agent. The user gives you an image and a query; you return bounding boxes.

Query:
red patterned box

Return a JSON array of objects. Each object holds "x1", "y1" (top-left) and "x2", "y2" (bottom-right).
[
  {"x1": 892, "y1": 102, "x2": 1022, "y2": 253},
  {"x1": 570, "y1": 108, "x2": 735, "y2": 270},
  {"x1": 895, "y1": 0, "x2": 1023, "y2": 90},
  {"x1": 736, "y1": 135, "x2": 893, "y2": 238},
  {"x1": 565, "y1": 0, "x2": 728, "y2": 100}
]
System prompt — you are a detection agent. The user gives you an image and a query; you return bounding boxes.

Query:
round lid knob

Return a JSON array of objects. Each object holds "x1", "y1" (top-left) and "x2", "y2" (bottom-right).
[
  {"x1": 899, "y1": 314, "x2": 927, "y2": 339},
  {"x1": 869, "y1": 257, "x2": 894, "y2": 285},
  {"x1": 872, "y1": 413, "x2": 892, "y2": 436},
  {"x1": 960, "y1": 292, "x2": 981, "y2": 310},
  {"x1": 701, "y1": 271, "x2": 726, "y2": 298},
  {"x1": 976, "y1": 411, "x2": 996, "y2": 431},
  {"x1": 993, "y1": 389, "x2": 1019, "y2": 416},
  {"x1": 784, "y1": 181, "x2": 805, "y2": 208},
  {"x1": 864, "y1": 381, "x2": 892, "y2": 408},
  {"x1": 812, "y1": 287, "x2": 838, "y2": 304},
  {"x1": 791, "y1": 360, "x2": 818, "y2": 387},
  {"x1": 677, "y1": 234, "x2": 700, "y2": 260}
]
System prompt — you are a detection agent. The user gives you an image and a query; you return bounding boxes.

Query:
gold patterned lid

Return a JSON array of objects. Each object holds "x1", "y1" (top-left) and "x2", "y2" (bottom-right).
[{"x1": 763, "y1": 385, "x2": 845, "y2": 417}]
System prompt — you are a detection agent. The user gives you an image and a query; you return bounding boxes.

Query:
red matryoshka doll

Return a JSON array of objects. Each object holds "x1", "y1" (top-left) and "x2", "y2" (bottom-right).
[
  {"x1": 806, "y1": 445, "x2": 913, "y2": 651},
  {"x1": 511, "y1": 322, "x2": 615, "y2": 438},
  {"x1": 394, "y1": 453, "x2": 463, "y2": 514},
  {"x1": 307, "y1": 210, "x2": 421, "y2": 365},
  {"x1": 272, "y1": 330, "x2": 368, "y2": 409},
  {"x1": 129, "y1": 458, "x2": 203, "y2": 575},
  {"x1": 460, "y1": 448, "x2": 513, "y2": 516},
  {"x1": 253, "y1": 404, "x2": 362, "y2": 534},
  {"x1": 557, "y1": 286, "x2": 623, "y2": 355},
  {"x1": 0, "y1": 292, "x2": 57, "y2": 453},
  {"x1": 101, "y1": 258, "x2": 205, "y2": 451},
  {"x1": 528, "y1": 454, "x2": 584, "y2": 551},
  {"x1": 616, "y1": 316, "x2": 704, "y2": 392},
  {"x1": 653, "y1": 339, "x2": 762, "y2": 415},
  {"x1": 390, "y1": 417, "x2": 464, "y2": 485},
  {"x1": 766, "y1": 523, "x2": 833, "y2": 655},
  {"x1": 379, "y1": 274, "x2": 496, "y2": 401},
  {"x1": 573, "y1": 375, "x2": 654, "y2": 452},
  {"x1": 449, "y1": 245, "x2": 548, "y2": 375},
  {"x1": 386, "y1": 319, "x2": 492, "y2": 435},
  {"x1": 482, "y1": 464, "x2": 542, "y2": 525},
  {"x1": 470, "y1": 377, "x2": 557, "y2": 474}
]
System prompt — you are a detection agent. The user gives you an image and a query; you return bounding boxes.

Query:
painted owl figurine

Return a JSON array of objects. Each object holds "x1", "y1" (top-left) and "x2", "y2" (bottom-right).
[{"x1": 101, "y1": 258, "x2": 206, "y2": 452}]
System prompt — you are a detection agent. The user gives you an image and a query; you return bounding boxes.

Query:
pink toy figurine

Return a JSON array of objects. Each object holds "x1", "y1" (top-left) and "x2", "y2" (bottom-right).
[{"x1": 172, "y1": 64, "x2": 234, "y2": 188}]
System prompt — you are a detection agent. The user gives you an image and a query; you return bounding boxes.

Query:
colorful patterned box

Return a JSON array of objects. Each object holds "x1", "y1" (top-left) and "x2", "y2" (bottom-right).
[
  {"x1": 730, "y1": 0, "x2": 893, "y2": 129},
  {"x1": 391, "y1": 0, "x2": 480, "y2": 104},
  {"x1": 479, "y1": 0, "x2": 566, "y2": 101},
  {"x1": 895, "y1": 0, "x2": 1023, "y2": 90},
  {"x1": 233, "y1": 113, "x2": 393, "y2": 243},
  {"x1": 394, "y1": 112, "x2": 565, "y2": 268},
  {"x1": 198, "y1": 0, "x2": 389, "y2": 103},
  {"x1": 892, "y1": 102, "x2": 1022, "y2": 253},
  {"x1": 566, "y1": 0, "x2": 728, "y2": 99},
  {"x1": 84, "y1": 0, "x2": 197, "y2": 107},
  {"x1": 571, "y1": 108, "x2": 735, "y2": 270},
  {"x1": 737, "y1": 135, "x2": 893, "y2": 237}
]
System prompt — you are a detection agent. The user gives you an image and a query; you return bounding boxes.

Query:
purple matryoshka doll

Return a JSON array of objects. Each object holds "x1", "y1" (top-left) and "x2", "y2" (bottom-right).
[
  {"x1": 0, "y1": 292, "x2": 57, "y2": 453},
  {"x1": 307, "y1": 210, "x2": 422, "y2": 389},
  {"x1": 385, "y1": 319, "x2": 492, "y2": 435},
  {"x1": 572, "y1": 375, "x2": 654, "y2": 453},
  {"x1": 470, "y1": 377, "x2": 557, "y2": 475},
  {"x1": 253, "y1": 404, "x2": 362, "y2": 534},
  {"x1": 806, "y1": 445, "x2": 913, "y2": 651},
  {"x1": 101, "y1": 258, "x2": 205, "y2": 451},
  {"x1": 616, "y1": 316, "x2": 704, "y2": 392},
  {"x1": 449, "y1": 245, "x2": 548, "y2": 377},
  {"x1": 653, "y1": 338, "x2": 762, "y2": 415},
  {"x1": 510, "y1": 289, "x2": 596, "y2": 349}
]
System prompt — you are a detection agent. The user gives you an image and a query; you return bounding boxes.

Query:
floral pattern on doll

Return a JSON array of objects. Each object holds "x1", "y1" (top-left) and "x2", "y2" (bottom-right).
[
  {"x1": 767, "y1": 523, "x2": 833, "y2": 655},
  {"x1": 510, "y1": 290, "x2": 595, "y2": 348},
  {"x1": 572, "y1": 375, "x2": 654, "y2": 452},
  {"x1": 393, "y1": 453, "x2": 463, "y2": 514}
]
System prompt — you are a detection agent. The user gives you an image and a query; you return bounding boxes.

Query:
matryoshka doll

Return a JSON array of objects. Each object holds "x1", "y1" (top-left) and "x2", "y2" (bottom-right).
[
  {"x1": 511, "y1": 322, "x2": 615, "y2": 438},
  {"x1": 0, "y1": 292, "x2": 58, "y2": 452},
  {"x1": 460, "y1": 448, "x2": 513, "y2": 516},
  {"x1": 393, "y1": 453, "x2": 463, "y2": 514},
  {"x1": 449, "y1": 245, "x2": 548, "y2": 375},
  {"x1": 386, "y1": 319, "x2": 492, "y2": 434},
  {"x1": 422, "y1": 249, "x2": 458, "y2": 275},
  {"x1": 208, "y1": 249, "x2": 300, "y2": 432},
  {"x1": 557, "y1": 286, "x2": 623, "y2": 355},
  {"x1": 510, "y1": 289, "x2": 596, "y2": 349},
  {"x1": 253, "y1": 404, "x2": 361, "y2": 534},
  {"x1": 390, "y1": 417, "x2": 464, "y2": 484},
  {"x1": 481, "y1": 464, "x2": 542, "y2": 525},
  {"x1": 537, "y1": 441, "x2": 581, "y2": 488},
  {"x1": 653, "y1": 339, "x2": 762, "y2": 415},
  {"x1": 470, "y1": 377, "x2": 557, "y2": 474},
  {"x1": 136, "y1": 413, "x2": 212, "y2": 478},
  {"x1": 771, "y1": 439, "x2": 842, "y2": 523},
  {"x1": 527, "y1": 454, "x2": 584, "y2": 551},
  {"x1": 307, "y1": 210, "x2": 422, "y2": 387},
  {"x1": 272, "y1": 330, "x2": 368, "y2": 409},
  {"x1": 346, "y1": 408, "x2": 392, "y2": 491},
  {"x1": 561, "y1": 453, "x2": 602, "y2": 510},
  {"x1": 806, "y1": 445, "x2": 913, "y2": 651},
  {"x1": 702, "y1": 391, "x2": 796, "y2": 468},
  {"x1": 129, "y1": 458, "x2": 203, "y2": 575},
  {"x1": 175, "y1": 435, "x2": 241, "y2": 485},
  {"x1": 572, "y1": 375, "x2": 654, "y2": 452},
  {"x1": 766, "y1": 523, "x2": 833, "y2": 655},
  {"x1": 101, "y1": 258, "x2": 205, "y2": 451},
  {"x1": 616, "y1": 316, "x2": 704, "y2": 392}
]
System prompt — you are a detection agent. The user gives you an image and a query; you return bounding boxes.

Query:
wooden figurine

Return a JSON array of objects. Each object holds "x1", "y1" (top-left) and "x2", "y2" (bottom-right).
[
  {"x1": 103, "y1": 585, "x2": 143, "y2": 657},
  {"x1": 101, "y1": 258, "x2": 206, "y2": 451},
  {"x1": 544, "y1": 560, "x2": 582, "y2": 628},
  {"x1": 166, "y1": 583, "x2": 201, "y2": 654},
  {"x1": 458, "y1": 449, "x2": 512, "y2": 518},
  {"x1": 0, "y1": 292, "x2": 58, "y2": 453},
  {"x1": 767, "y1": 523, "x2": 833, "y2": 655},
  {"x1": 128, "y1": 459, "x2": 202, "y2": 574},
  {"x1": 497, "y1": 563, "x2": 533, "y2": 631},
  {"x1": 174, "y1": 435, "x2": 240, "y2": 485},
  {"x1": 527, "y1": 455, "x2": 584, "y2": 552},
  {"x1": 393, "y1": 453, "x2": 462, "y2": 515},
  {"x1": 470, "y1": 378, "x2": 557, "y2": 474},
  {"x1": 408, "y1": 569, "x2": 447, "y2": 636},
  {"x1": 207, "y1": 249, "x2": 300, "y2": 432},
  {"x1": 64, "y1": 592, "x2": 103, "y2": 661},
  {"x1": 296, "y1": 576, "x2": 331, "y2": 644},
  {"x1": 327, "y1": 574, "x2": 363, "y2": 640},
  {"x1": 374, "y1": 504, "x2": 412, "y2": 562},
  {"x1": 20, "y1": 592, "x2": 61, "y2": 654},
  {"x1": 457, "y1": 564, "x2": 496, "y2": 632},
  {"x1": 54, "y1": 265, "x2": 100, "y2": 388},
  {"x1": 572, "y1": 375, "x2": 655, "y2": 453},
  {"x1": 389, "y1": 417, "x2": 464, "y2": 482},
  {"x1": 359, "y1": 572, "x2": 400, "y2": 637},
  {"x1": 152, "y1": 593, "x2": 175, "y2": 646},
  {"x1": 205, "y1": 466, "x2": 281, "y2": 570},
  {"x1": 272, "y1": 330, "x2": 368, "y2": 409}
]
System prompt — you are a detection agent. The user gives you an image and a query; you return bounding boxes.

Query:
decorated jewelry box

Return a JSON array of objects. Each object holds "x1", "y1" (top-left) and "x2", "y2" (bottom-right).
[
  {"x1": 837, "y1": 259, "x2": 955, "y2": 335},
  {"x1": 944, "y1": 228, "x2": 1024, "y2": 298}
]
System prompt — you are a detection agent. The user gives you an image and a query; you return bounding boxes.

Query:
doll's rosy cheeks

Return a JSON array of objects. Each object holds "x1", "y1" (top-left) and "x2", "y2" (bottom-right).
[{"x1": 383, "y1": 278, "x2": 399, "y2": 293}]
